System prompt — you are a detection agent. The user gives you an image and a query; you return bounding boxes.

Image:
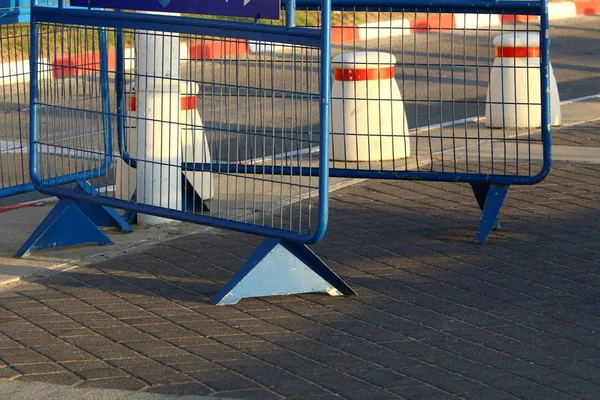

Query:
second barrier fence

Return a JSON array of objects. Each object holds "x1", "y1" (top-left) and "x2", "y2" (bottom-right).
[
  {"x1": 1, "y1": 0, "x2": 114, "y2": 200},
  {"x1": 24, "y1": 0, "x2": 553, "y2": 304},
  {"x1": 294, "y1": 0, "x2": 554, "y2": 244},
  {"x1": 26, "y1": 0, "x2": 349, "y2": 304}
]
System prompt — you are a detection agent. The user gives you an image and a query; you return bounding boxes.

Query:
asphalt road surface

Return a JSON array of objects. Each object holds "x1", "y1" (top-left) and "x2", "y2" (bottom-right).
[{"x1": 1, "y1": 15, "x2": 600, "y2": 206}]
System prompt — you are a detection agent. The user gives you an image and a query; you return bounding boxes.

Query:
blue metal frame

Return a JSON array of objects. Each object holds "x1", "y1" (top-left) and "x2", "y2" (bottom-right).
[
  {"x1": 179, "y1": 0, "x2": 551, "y2": 188},
  {"x1": 115, "y1": 28, "x2": 136, "y2": 169},
  {"x1": 29, "y1": 4, "x2": 333, "y2": 245},
  {"x1": 25, "y1": 0, "x2": 553, "y2": 302},
  {"x1": 15, "y1": 198, "x2": 113, "y2": 257},
  {"x1": 0, "y1": 0, "x2": 114, "y2": 200},
  {"x1": 174, "y1": 0, "x2": 551, "y2": 248},
  {"x1": 14, "y1": 1, "x2": 131, "y2": 257},
  {"x1": 295, "y1": 0, "x2": 545, "y2": 14},
  {"x1": 471, "y1": 183, "x2": 509, "y2": 244},
  {"x1": 0, "y1": 0, "x2": 38, "y2": 198},
  {"x1": 0, "y1": 0, "x2": 56, "y2": 24},
  {"x1": 29, "y1": 10, "x2": 115, "y2": 189},
  {"x1": 28, "y1": 0, "x2": 351, "y2": 305}
]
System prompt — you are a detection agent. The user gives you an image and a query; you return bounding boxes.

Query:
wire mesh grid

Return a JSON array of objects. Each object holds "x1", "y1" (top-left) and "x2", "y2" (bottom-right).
[
  {"x1": 1, "y1": 0, "x2": 105, "y2": 198},
  {"x1": 1, "y1": 14, "x2": 31, "y2": 197},
  {"x1": 34, "y1": 23, "x2": 111, "y2": 186},
  {"x1": 30, "y1": 2, "x2": 548, "y2": 240},
  {"x1": 32, "y1": 18, "x2": 325, "y2": 238},
  {"x1": 293, "y1": 6, "x2": 549, "y2": 182}
]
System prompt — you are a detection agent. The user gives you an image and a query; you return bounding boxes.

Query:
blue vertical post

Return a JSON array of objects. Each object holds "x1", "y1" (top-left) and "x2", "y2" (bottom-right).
[
  {"x1": 540, "y1": 0, "x2": 552, "y2": 172},
  {"x1": 285, "y1": 0, "x2": 296, "y2": 27},
  {"x1": 471, "y1": 183, "x2": 509, "y2": 244},
  {"x1": 98, "y1": 27, "x2": 113, "y2": 170},
  {"x1": 116, "y1": 27, "x2": 136, "y2": 169}
]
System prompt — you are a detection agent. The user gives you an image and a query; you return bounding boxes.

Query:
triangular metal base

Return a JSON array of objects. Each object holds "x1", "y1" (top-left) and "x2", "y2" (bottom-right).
[
  {"x1": 212, "y1": 238, "x2": 357, "y2": 305},
  {"x1": 15, "y1": 198, "x2": 114, "y2": 257},
  {"x1": 471, "y1": 183, "x2": 509, "y2": 244}
]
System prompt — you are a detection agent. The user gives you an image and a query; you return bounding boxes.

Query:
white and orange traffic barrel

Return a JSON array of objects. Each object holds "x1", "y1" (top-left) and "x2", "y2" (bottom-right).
[
  {"x1": 485, "y1": 33, "x2": 561, "y2": 128},
  {"x1": 330, "y1": 51, "x2": 410, "y2": 162},
  {"x1": 116, "y1": 81, "x2": 213, "y2": 208}
]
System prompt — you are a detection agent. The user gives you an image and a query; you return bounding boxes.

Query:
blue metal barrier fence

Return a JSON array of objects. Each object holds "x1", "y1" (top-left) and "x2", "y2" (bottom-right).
[
  {"x1": 281, "y1": 0, "x2": 552, "y2": 244},
  {"x1": 26, "y1": 0, "x2": 551, "y2": 303},
  {"x1": 27, "y1": 0, "x2": 353, "y2": 304},
  {"x1": 5, "y1": 0, "x2": 132, "y2": 255},
  {"x1": 1, "y1": 0, "x2": 117, "y2": 200},
  {"x1": 0, "y1": 0, "x2": 44, "y2": 198}
]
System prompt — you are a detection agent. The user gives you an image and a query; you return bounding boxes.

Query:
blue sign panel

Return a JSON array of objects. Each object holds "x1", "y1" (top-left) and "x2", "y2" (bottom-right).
[{"x1": 70, "y1": 0, "x2": 280, "y2": 20}]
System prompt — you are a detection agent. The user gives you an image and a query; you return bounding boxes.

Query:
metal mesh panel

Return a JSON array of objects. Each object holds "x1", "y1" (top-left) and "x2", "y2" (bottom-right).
[
  {"x1": 29, "y1": 2, "x2": 548, "y2": 243},
  {"x1": 31, "y1": 10, "x2": 328, "y2": 241},
  {"x1": 34, "y1": 22, "x2": 111, "y2": 185},
  {"x1": 293, "y1": 5, "x2": 549, "y2": 184},
  {"x1": 1, "y1": 0, "x2": 105, "y2": 199},
  {"x1": 1, "y1": 12, "x2": 31, "y2": 197}
]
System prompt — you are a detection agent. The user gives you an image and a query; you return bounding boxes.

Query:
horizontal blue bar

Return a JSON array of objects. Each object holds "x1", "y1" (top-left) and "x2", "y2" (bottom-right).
[
  {"x1": 29, "y1": 183, "x2": 321, "y2": 244},
  {"x1": 0, "y1": 1, "x2": 81, "y2": 23},
  {"x1": 32, "y1": 7, "x2": 323, "y2": 46},
  {"x1": 0, "y1": 182, "x2": 35, "y2": 199},
  {"x1": 295, "y1": 0, "x2": 543, "y2": 14},
  {"x1": 71, "y1": 0, "x2": 281, "y2": 20},
  {"x1": 181, "y1": 162, "x2": 550, "y2": 186}
]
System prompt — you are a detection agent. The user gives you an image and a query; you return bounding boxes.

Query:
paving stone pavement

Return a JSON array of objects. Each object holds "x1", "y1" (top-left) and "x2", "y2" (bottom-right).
[{"x1": 0, "y1": 132, "x2": 599, "y2": 397}]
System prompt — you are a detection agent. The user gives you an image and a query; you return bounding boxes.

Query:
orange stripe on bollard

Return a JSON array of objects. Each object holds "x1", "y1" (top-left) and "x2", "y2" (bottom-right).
[
  {"x1": 129, "y1": 96, "x2": 196, "y2": 112},
  {"x1": 334, "y1": 67, "x2": 395, "y2": 81},
  {"x1": 496, "y1": 46, "x2": 540, "y2": 58},
  {"x1": 180, "y1": 95, "x2": 196, "y2": 110}
]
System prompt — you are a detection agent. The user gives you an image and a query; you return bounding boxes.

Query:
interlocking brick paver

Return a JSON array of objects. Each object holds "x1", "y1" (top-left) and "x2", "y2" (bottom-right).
[
  {"x1": 204, "y1": 377, "x2": 261, "y2": 391},
  {"x1": 77, "y1": 367, "x2": 131, "y2": 380},
  {"x1": 0, "y1": 160, "x2": 598, "y2": 398},
  {"x1": 60, "y1": 360, "x2": 114, "y2": 372},
  {"x1": 0, "y1": 366, "x2": 20, "y2": 379},
  {"x1": 74, "y1": 376, "x2": 147, "y2": 390},
  {"x1": 459, "y1": 390, "x2": 520, "y2": 400},
  {"x1": 16, "y1": 372, "x2": 82, "y2": 385},
  {"x1": 217, "y1": 388, "x2": 283, "y2": 400},
  {"x1": 13, "y1": 362, "x2": 65, "y2": 375},
  {"x1": 388, "y1": 384, "x2": 457, "y2": 399},
  {"x1": 34, "y1": 346, "x2": 95, "y2": 363},
  {"x1": 342, "y1": 388, "x2": 404, "y2": 400},
  {"x1": 0, "y1": 347, "x2": 52, "y2": 365},
  {"x1": 271, "y1": 382, "x2": 333, "y2": 397},
  {"x1": 143, "y1": 382, "x2": 212, "y2": 395}
]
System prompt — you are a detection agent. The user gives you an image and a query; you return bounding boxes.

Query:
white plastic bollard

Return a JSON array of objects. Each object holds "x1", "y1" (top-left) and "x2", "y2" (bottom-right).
[
  {"x1": 485, "y1": 33, "x2": 561, "y2": 128},
  {"x1": 115, "y1": 81, "x2": 213, "y2": 212},
  {"x1": 330, "y1": 52, "x2": 410, "y2": 162},
  {"x1": 135, "y1": 14, "x2": 182, "y2": 225},
  {"x1": 179, "y1": 82, "x2": 214, "y2": 204}
]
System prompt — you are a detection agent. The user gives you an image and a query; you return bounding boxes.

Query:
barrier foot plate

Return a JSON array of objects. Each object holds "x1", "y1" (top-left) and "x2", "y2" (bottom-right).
[
  {"x1": 471, "y1": 183, "x2": 509, "y2": 244},
  {"x1": 15, "y1": 198, "x2": 113, "y2": 257},
  {"x1": 76, "y1": 181, "x2": 133, "y2": 233},
  {"x1": 123, "y1": 190, "x2": 138, "y2": 225},
  {"x1": 212, "y1": 238, "x2": 357, "y2": 305}
]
